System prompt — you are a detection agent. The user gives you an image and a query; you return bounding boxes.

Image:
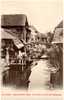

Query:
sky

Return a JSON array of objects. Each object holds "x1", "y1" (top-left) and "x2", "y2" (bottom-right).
[{"x1": 1, "y1": 0, "x2": 63, "y2": 33}]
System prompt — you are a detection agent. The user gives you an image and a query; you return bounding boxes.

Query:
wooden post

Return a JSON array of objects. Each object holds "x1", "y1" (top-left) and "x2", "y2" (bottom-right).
[
  {"x1": 6, "y1": 47, "x2": 9, "y2": 65},
  {"x1": 22, "y1": 58, "x2": 23, "y2": 72},
  {"x1": 18, "y1": 50, "x2": 21, "y2": 63}
]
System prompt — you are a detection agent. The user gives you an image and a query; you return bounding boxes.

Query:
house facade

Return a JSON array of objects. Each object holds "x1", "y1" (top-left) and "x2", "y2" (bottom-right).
[{"x1": 1, "y1": 14, "x2": 31, "y2": 87}]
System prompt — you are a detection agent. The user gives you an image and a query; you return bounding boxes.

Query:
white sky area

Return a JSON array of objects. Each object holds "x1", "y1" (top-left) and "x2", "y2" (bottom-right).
[{"x1": 1, "y1": 0, "x2": 63, "y2": 33}]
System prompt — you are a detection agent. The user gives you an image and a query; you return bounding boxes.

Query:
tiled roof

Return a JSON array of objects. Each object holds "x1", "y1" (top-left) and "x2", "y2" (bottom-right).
[
  {"x1": 55, "y1": 21, "x2": 63, "y2": 28},
  {"x1": 1, "y1": 14, "x2": 28, "y2": 27},
  {"x1": 52, "y1": 27, "x2": 63, "y2": 43}
]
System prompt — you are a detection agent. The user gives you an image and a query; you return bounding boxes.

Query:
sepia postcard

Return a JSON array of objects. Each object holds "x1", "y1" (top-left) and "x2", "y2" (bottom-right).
[{"x1": 0, "y1": 0, "x2": 63, "y2": 100}]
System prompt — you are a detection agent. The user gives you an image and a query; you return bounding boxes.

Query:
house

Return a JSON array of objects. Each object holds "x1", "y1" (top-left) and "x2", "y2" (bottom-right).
[
  {"x1": 1, "y1": 28, "x2": 25, "y2": 64},
  {"x1": 1, "y1": 14, "x2": 30, "y2": 64},
  {"x1": 1, "y1": 14, "x2": 31, "y2": 87},
  {"x1": 1, "y1": 14, "x2": 29, "y2": 42},
  {"x1": 51, "y1": 20, "x2": 63, "y2": 87}
]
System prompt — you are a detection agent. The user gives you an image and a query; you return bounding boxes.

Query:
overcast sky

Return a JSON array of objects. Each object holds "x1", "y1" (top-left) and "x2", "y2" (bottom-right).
[{"x1": 1, "y1": 0, "x2": 63, "y2": 33}]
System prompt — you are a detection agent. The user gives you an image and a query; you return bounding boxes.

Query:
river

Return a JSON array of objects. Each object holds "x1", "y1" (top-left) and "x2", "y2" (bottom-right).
[{"x1": 28, "y1": 58, "x2": 51, "y2": 90}]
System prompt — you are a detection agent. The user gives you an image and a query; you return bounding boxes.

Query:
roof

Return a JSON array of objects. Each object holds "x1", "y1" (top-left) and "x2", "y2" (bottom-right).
[
  {"x1": 52, "y1": 21, "x2": 63, "y2": 43},
  {"x1": 52, "y1": 27, "x2": 63, "y2": 43},
  {"x1": 55, "y1": 21, "x2": 63, "y2": 28},
  {"x1": 29, "y1": 25, "x2": 39, "y2": 33},
  {"x1": 28, "y1": 26, "x2": 47, "y2": 38},
  {"x1": 1, "y1": 14, "x2": 28, "y2": 27},
  {"x1": 1, "y1": 29, "x2": 15, "y2": 39},
  {"x1": 1, "y1": 28, "x2": 24, "y2": 49}
]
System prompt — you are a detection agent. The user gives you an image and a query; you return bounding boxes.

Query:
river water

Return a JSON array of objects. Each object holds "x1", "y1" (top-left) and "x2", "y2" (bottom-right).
[{"x1": 29, "y1": 59, "x2": 51, "y2": 90}]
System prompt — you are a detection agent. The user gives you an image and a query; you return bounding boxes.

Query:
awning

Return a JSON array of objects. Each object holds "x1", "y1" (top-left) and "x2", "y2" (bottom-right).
[
  {"x1": 1, "y1": 29, "x2": 24, "y2": 49},
  {"x1": 1, "y1": 29, "x2": 15, "y2": 39}
]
